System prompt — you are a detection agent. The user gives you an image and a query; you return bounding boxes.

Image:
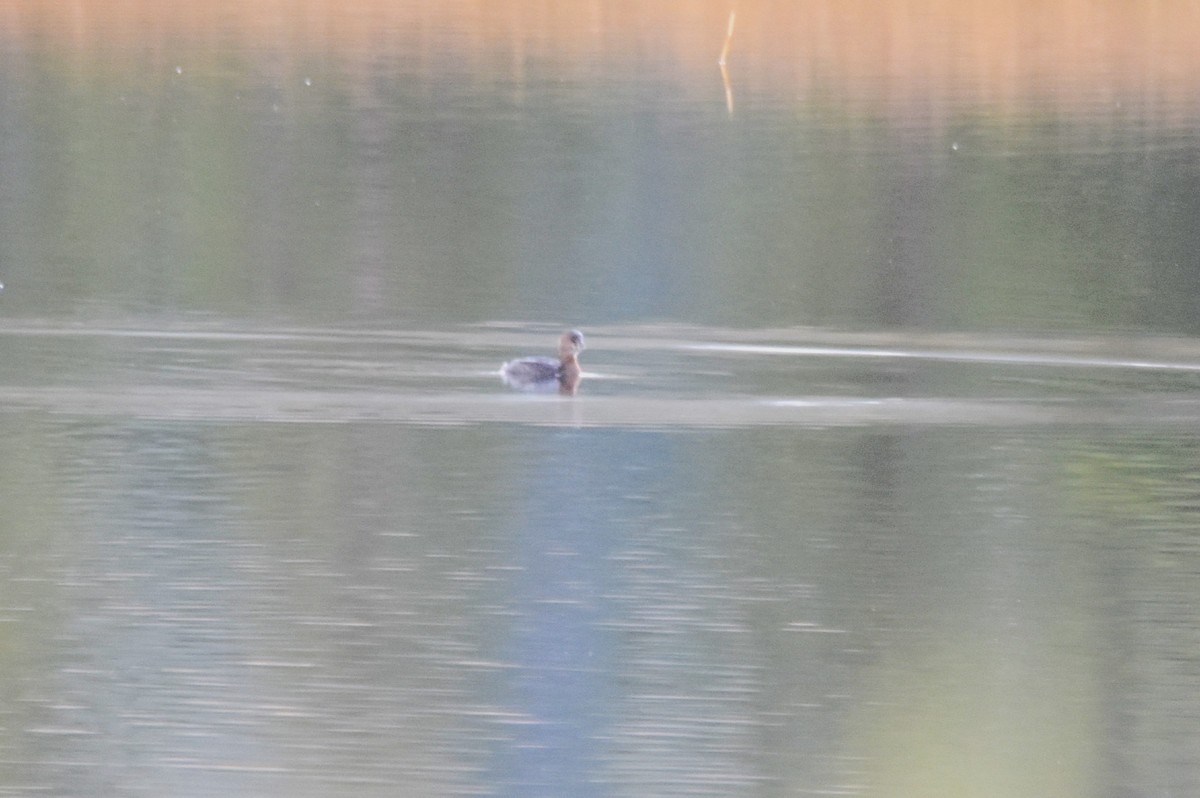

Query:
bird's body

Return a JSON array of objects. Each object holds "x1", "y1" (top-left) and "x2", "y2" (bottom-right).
[{"x1": 501, "y1": 330, "x2": 585, "y2": 395}]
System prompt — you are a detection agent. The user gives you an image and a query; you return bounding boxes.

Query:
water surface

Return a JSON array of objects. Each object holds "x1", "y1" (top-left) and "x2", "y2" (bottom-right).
[{"x1": 2, "y1": 2, "x2": 1200, "y2": 796}]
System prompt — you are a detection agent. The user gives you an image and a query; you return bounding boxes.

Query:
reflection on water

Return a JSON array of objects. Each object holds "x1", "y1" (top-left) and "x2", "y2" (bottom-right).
[
  {"x1": 2, "y1": 1, "x2": 1200, "y2": 795},
  {"x1": 1, "y1": 324, "x2": 1199, "y2": 797},
  {"x1": 2, "y1": 3, "x2": 1199, "y2": 334}
]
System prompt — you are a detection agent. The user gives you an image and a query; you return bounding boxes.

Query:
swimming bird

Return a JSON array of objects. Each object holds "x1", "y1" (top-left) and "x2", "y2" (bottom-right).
[{"x1": 501, "y1": 329, "x2": 585, "y2": 395}]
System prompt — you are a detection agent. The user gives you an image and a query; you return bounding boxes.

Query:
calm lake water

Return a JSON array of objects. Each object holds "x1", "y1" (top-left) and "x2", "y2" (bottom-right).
[{"x1": 2, "y1": 3, "x2": 1200, "y2": 797}]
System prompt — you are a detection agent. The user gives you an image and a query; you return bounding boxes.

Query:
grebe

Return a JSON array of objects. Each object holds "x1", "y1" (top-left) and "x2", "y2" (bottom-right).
[{"x1": 501, "y1": 329, "x2": 585, "y2": 395}]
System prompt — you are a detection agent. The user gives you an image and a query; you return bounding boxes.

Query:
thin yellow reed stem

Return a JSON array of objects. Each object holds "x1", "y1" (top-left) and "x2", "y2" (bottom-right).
[
  {"x1": 719, "y1": 10, "x2": 736, "y2": 114},
  {"x1": 718, "y1": 9, "x2": 736, "y2": 66}
]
